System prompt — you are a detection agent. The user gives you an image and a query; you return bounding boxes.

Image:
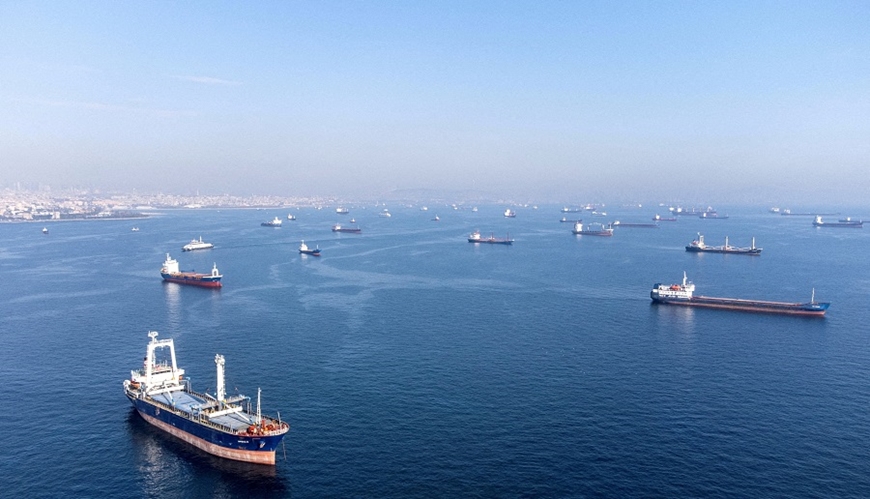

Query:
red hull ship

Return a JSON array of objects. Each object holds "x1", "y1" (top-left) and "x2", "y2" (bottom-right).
[{"x1": 160, "y1": 253, "x2": 222, "y2": 288}]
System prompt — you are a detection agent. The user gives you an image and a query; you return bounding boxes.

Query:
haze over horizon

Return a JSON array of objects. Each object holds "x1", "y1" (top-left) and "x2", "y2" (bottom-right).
[{"x1": 2, "y1": 2, "x2": 868, "y2": 205}]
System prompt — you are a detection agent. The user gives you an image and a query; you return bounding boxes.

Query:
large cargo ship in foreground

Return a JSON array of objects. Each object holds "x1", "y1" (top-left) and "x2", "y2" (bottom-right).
[
  {"x1": 161, "y1": 253, "x2": 222, "y2": 288},
  {"x1": 124, "y1": 332, "x2": 289, "y2": 464},
  {"x1": 685, "y1": 234, "x2": 761, "y2": 255},
  {"x1": 650, "y1": 273, "x2": 829, "y2": 316}
]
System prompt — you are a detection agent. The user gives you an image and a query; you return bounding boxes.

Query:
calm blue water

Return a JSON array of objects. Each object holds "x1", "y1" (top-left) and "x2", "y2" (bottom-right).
[{"x1": 2, "y1": 205, "x2": 870, "y2": 498}]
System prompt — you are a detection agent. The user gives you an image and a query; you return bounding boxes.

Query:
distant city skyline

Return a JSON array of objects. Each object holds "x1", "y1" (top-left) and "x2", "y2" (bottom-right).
[{"x1": 2, "y1": 2, "x2": 868, "y2": 204}]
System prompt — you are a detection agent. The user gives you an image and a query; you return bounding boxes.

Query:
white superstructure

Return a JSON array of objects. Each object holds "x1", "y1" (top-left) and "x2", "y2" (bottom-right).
[
  {"x1": 161, "y1": 253, "x2": 180, "y2": 274},
  {"x1": 650, "y1": 272, "x2": 695, "y2": 300}
]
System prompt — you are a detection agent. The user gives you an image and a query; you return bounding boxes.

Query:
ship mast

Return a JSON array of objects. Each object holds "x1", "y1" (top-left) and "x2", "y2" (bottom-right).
[
  {"x1": 256, "y1": 387, "x2": 262, "y2": 425},
  {"x1": 215, "y1": 354, "x2": 226, "y2": 405}
]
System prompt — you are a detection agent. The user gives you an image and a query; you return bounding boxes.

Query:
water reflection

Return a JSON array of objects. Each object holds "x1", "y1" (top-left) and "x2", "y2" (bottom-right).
[
  {"x1": 651, "y1": 302, "x2": 696, "y2": 334},
  {"x1": 163, "y1": 283, "x2": 181, "y2": 332}
]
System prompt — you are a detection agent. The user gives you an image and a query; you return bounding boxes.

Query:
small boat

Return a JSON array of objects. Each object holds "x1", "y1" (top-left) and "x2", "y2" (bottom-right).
[
  {"x1": 572, "y1": 221, "x2": 613, "y2": 236},
  {"x1": 468, "y1": 230, "x2": 513, "y2": 245},
  {"x1": 42, "y1": 227, "x2": 48, "y2": 234},
  {"x1": 160, "y1": 253, "x2": 222, "y2": 288},
  {"x1": 813, "y1": 216, "x2": 863, "y2": 228},
  {"x1": 349, "y1": 218, "x2": 356, "y2": 223},
  {"x1": 132, "y1": 227, "x2": 140, "y2": 232},
  {"x1": 261, "y1": 217, "x2": 282, "y2": 227},
  {"x1": 432, "y1": 215, "x2": 440, "y2": 222},
  {"x1": 612, "y1": 221, "x2": 659, "y2": 228},
  {"x1": 471, "y1": 207, "x2": 478, "y2": 213},
  {"x1": 651, "y1": 272, "x2": 829, "y2": 316},
  {"x1": 685, "y1": 234, "x2": 761, "y2": 255},
  {"x1": 124, "y1": 331, "x2": 289, "y2": 464},
  {"x1": 504, "y1": 209, "x2": 516, "y2": 218},
  {"x1": 182, "y1": 236, "x2": 214, "y2": 252},
  {"x1": 332, "y1": 224, "x2": 361, "y2": 233},
  {"x1": 299, "y1": 240, "x2": 321, "y2": 256},
  {"x1": 379, "y1": 209, "x2": 392, "y2": 218},
  {"x1": 561, "y1": 207, "x2": 581, "y2": 213},
  {"x1": 420, "y1": 206, "x2": 429, "y2": 211},
  {"x1": 653, "y1": 214, "x2": 677, "y2": 222},
  {"x1": 336, "y1": 207, "x2": 350, "y2": 214},
  {"x1": 287, "y1": 214, "x2": 297, "y2": 221}
]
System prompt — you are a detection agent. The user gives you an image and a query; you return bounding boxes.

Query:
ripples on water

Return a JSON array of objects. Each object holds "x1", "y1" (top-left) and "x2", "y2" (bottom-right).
[{"x1": 1, "y1": 206, "x2": 870, "y2": 497}]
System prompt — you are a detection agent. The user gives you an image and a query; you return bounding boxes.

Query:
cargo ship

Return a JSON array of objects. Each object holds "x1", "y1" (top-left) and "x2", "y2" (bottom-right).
[
  {"x1": 572, "y1": 221, "x2": 613, "y2": 236},
  {"x1": 332, "y1": 224, "x2": 361, "y2": 233},
  {"x1": 124, "y1": 331, "x2": 289, "y2": 465},
  {"x1": 612, "y1": 221, "x2": 659, "y2": 228},
  {"x1": 335, "y1": 207, "x2": 350, "y2": 214},
  {"x1": 650, "y1": 273, "x2": 829, "y2": 316},
  {"x1": 813, "y1": 216, "x2": 863, "y2": 228},
  {"x1": 468, "y1": 230, "x2": 513, "y2": 245},
  {"x1": 160, "y1": 253, "x2": 222, "y2": 288},
  {"x1": 261, "y1": 217, "x2": 282, "y2": 227},
  {"x1": 560, "y1": 217, "x2": 580, "y2": 223},
  {"x1": 299, "y1": 240, "x2": 321, "y2": 256},
  {"x1": 685, "y1": 234, "x2": 761, "y2": 255},
  {"x1": 652, "y1": 214, "x2": 677, "y2": 222},
  {"x1": 182, "y1": 236, "x2": 214, "y2": 252}
]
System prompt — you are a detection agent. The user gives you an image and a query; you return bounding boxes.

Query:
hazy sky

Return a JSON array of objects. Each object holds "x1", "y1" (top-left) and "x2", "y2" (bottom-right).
[{"x1": 1, "y1": 2, "x2": 868, "y2": 203}]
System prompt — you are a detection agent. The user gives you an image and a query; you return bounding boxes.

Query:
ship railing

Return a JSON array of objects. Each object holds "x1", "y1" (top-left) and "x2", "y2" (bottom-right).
[
  {"x1": 148, "y1": 389, "x2": 288, "y2": 436},
  {"x1": 148, "y1": 397, "x2": 240, "y2": 435}
]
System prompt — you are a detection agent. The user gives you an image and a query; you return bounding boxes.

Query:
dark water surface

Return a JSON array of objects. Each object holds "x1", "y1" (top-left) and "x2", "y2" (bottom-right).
[{"x1": 2, "y1": 205, "x2": 869, "y2": 497}]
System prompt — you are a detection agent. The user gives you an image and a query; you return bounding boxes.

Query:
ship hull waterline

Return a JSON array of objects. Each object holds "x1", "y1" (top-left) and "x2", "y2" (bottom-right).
[
  {"x1": 651, "y1": 296, "x2": 828, "y2": 316},
  {"x1": 685, "y1": 247, "x2": 761, "y2": 255},
  {"x1": 127, "y1": 393, "x2": 283, "y2": 465},
  {"x1": 162, "y1": 274, "x2": 222, "y2": 288}
]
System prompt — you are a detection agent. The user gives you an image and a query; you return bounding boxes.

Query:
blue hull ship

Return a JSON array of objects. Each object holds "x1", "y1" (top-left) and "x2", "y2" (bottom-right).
[
  {"x1": 651, "y1": 273, "x2": 830, "y2": 317},
  {"x1": 124, "y1": 332, "x2": 289, "y2": 465}
]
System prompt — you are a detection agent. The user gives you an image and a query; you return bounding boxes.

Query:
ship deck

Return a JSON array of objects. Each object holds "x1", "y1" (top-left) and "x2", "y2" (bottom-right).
[{"x1": 150, "y1": 391, "x2": 257, "y2": 431}]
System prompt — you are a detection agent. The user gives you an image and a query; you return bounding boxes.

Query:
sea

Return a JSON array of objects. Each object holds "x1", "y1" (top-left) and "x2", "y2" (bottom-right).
[{"x1": 2, "y1": 204, "x2": 869, "y2": 498}]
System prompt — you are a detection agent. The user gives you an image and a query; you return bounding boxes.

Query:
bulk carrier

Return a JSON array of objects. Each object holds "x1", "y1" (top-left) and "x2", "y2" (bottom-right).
[
  {"x1": 468, "y1": 230, "x2": 513, "y2": 245},
  {"x1": 650, "y1": 273, "x2": 829, "y2": 316},
  {"x1": 685, "y1": 234, "x2": 761, "y2": 255},
  {"x1": 124, "y1": 332, "x2": 289, "y2": 464}
]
